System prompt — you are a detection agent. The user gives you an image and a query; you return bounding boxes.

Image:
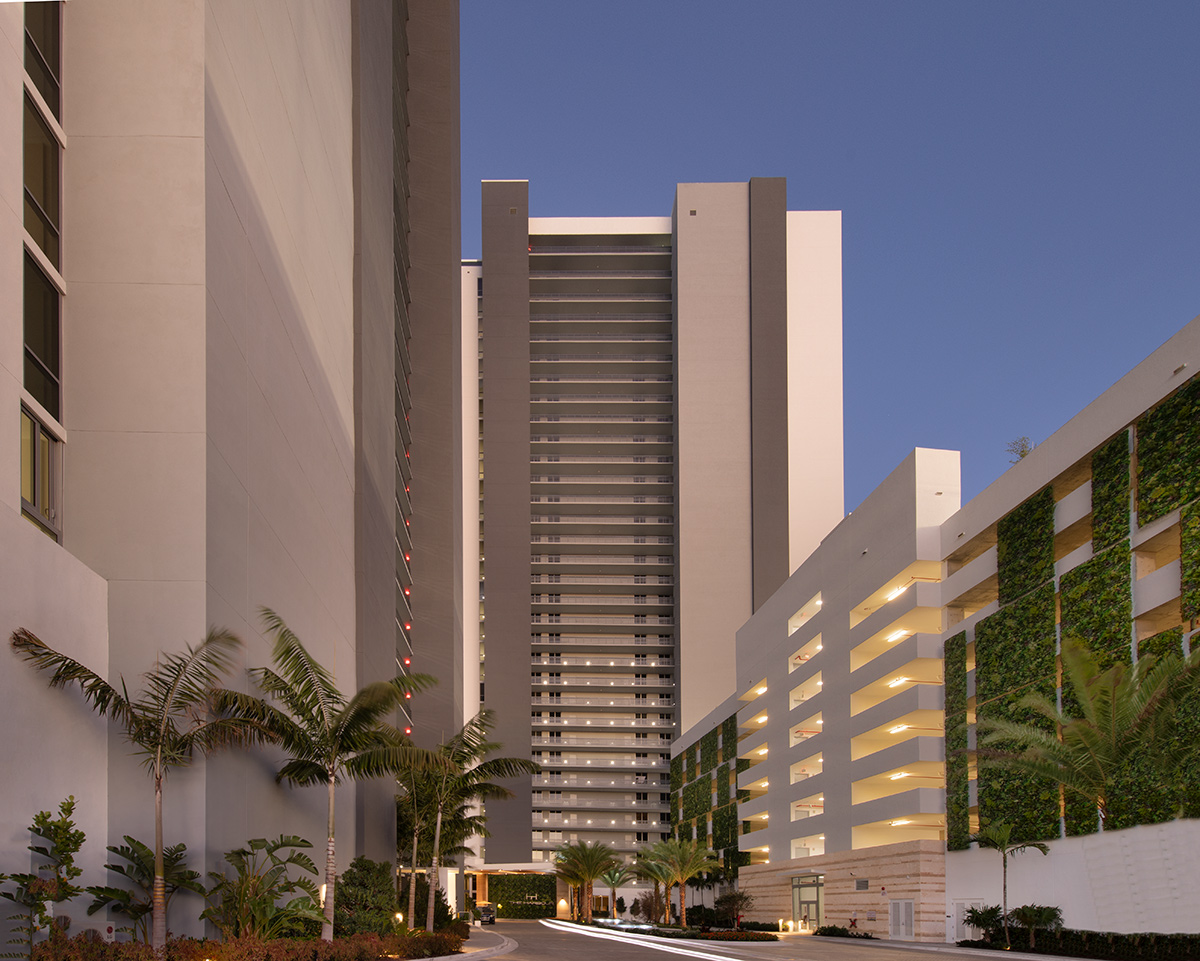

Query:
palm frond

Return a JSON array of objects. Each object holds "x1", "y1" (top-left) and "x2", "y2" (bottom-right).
[
  {"x1": 260, "y1": 608, "x2": 340, "y2": 732},
  {"x1": 10, "y1": 628, "x2": 133, "y2": 726}
]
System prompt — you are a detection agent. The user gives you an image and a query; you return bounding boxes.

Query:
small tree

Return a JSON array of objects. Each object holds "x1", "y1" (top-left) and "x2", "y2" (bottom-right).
[
  {"x1": 970, "y1": 823, "x2": 1048, "y2": 948},
  {"x1": 615, "y1": 896, "x2": 626, "y2": 918},
  {"x1": 333, "y1": 857, "x2": 396, "y2": 937},
  {"x1": 1006, "y1": 436, "x2": 1033, "y2": 463},
  {"x1": 553, "y1": 841, "x2": 617, "y2": 924},
  {"x1": 962, "y1": 904, "x2": 1003, "y2": 943},
  {"x1": 715, "y1": 889, "x2": 754, "y2": 930},
  {"x1": 0, "y1": 798, "x2": 86, "y2": 960},
  {"x1": 598, "y1": 865, "x2": 633, "y2": 922}
]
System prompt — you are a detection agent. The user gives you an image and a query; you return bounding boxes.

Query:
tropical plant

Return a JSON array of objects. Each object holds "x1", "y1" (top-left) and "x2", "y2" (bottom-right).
[
  {"x1": 962, "y1": 903, "x2": 1004, "y2": 943},
  {"x1": 85, "y1": 836, "x2": 202, "y2": 943},
  {"x1": 598, "y1": 865, "x2": 633, "y2": 923},
  {"x1": 333, "y1": 857, "x2": 397, "y2": 937},
  {"x1": 10, "y1": 628, "x2": 267, "y2": 952},
  {"x1": 1008, "y1": 903, "x2": 1063, "y2": 949},
  {"x1": 615, "y1": 896, "x2": 626, "y2": 918},
  {"x1": 395, "y1": 711, "x2": 539, "y2": 932},
  {"x1": 970, "y1": 823, "x2": 1049, "y2": 947},
  {"x1": 553, "y1": 841, "x2": 618, "y2": 924},
  {"x1": 642, "y1": 839, "x2": 719, "y2": 928},
  {"x1": 201, "y1": 836, "x2": 323, "y2": 940},
  {"x1": 215, "y1": 609, "x2": 439, "y2": 940},
  {"x1": 978, "y1": 638, "x2": 1200, "y2": 830},
  {"x1": 714, "y1": 889, "x2": 754, "y2": 930},
  {"x1": 634, "y1": 854, "x2": 672, "y2": 925},
  {"x1": 0, "y1": 797, "x2": 86, "y2": 960}
]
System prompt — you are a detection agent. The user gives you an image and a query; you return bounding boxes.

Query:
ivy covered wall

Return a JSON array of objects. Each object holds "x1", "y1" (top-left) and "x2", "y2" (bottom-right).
[
  {"x1": 1182, "y1": 500, "x2": 1200, "y2": 622},
  {"x1": 1059, "y1": 543, "x2": 1132, "y2": 668},
  {"x1": 944, "y1": 632, "x2": 969, "y2": 851},
  {"x1": 487, "y1": 873, "x2": 557, "y2": 918}
]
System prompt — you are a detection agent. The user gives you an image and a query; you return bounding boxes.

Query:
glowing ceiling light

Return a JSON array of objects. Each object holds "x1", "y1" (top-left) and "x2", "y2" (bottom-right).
[
  {"x1": 886, "y1": 630, "x2": 908, "y2": 643},
  {"x1": 886, "y1": 585, "x2": 908, "y2": 602},
  {"x1": 889, "y1": 772, "x2": 911, "y2": 780},
  {"x1": 891, "y1": 819, "x2": 913, "y2": 826},
  {"x1": 757, "y1": 749, "x2": 767, "y2": 756},
  {"x1": 757, "y1": 715, "x2": 768, "y2": 724},
  {"x1": 889, "y1": 724, "x2": 910, "y2": 734},
  {"x1": 888, "y1": 677, "x2": 908, "y2": 688},
  {"x1": 756, "y1": 686, "x2": 767, "y2": 695}
]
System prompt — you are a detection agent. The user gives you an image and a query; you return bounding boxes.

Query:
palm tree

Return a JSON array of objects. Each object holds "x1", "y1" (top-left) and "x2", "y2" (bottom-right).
[
  {"x1": 396, "y1": 711, "x2": 540, "y2": 932},
  {"x1": 635, "y1": 853, "x2": 672, "y2": 925},
  {"x1": 978, "y1": 638, "x2": 1200, "y2": 830},
  {"x1": 970, "y1": 822, "x2": 1048, "y2": 947},
  {"x1": 218, "y1": 609, "x2": 439, "y2": 940},
  {"x1": 598, "y1": 864, "x2": 633, "y2": 919},
  {"x1": 10, "y1": 627, "x2": 266, "y2": 951},
  {"x1": 554, "y1": 841, "x2": 618, "y2": 924},
  {"x1": 644, "y1": 839, "x2": 719, "y2": 929},
  {"x1": 1008, "y1": 903, "x2": 1063, "y2": 950}
]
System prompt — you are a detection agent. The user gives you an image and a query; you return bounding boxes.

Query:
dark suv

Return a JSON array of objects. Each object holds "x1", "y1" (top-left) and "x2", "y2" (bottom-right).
[{"x1": 478, "y1": 904, "x2": 496, "y2": 925}]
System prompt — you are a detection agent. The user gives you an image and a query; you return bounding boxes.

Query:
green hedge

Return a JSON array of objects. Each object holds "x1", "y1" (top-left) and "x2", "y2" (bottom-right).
[
  {"x1": 1091, "y1": 432, "x2": 1131, "y2": 551},
  {"x1": 1059, "y1": 544, "x2": 1132, "y2": 670},
  {"x1": 487, "y1": 873, "x2": 556, "y2": 918},
  {"x1": 1182, "y1": 500, "x2": 1200, "y2": 622},
  {"x1": 997, "y1": 487, "x2": 1056, "y2": 605},
  {"x1": 1136, "y1": 374, "x2": 1200, "y2": 525},
  {"x1": 975, "y1": 583, "x2": 1059, "y2": 842},
  {"x1": 944, "y1": 631, "x2": 969, "y2": 851},
  {"x1": 720, "y1": 714, "x2": 739, "y2": 763},
  {"x1": 715, "y1": 763, "x2": 730, "y2": 805},
  {"x1": 700, "y1": 728, "x2": 719, "y2": 775}
]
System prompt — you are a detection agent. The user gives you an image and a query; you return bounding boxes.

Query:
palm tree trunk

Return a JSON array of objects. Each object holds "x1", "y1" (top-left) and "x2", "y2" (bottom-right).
[
  {"x1": 406, "y1": 830, "x2": 419, "y2": 927},
  {"x1": 323, "y1": 776, "x2": 336, "y2": 941},
  {"x1": 1001, "y1": 851, "x2": 1009, "y2": 948},
  {"x1": 152, "y1": 772, "x2": 166, "y2": 952},
  {"x1": 678, "y1": 877, "x2": 686, "y2": 929},
  {"x1": 425, "y1": 804, "x2": 443, "y2": 932}
]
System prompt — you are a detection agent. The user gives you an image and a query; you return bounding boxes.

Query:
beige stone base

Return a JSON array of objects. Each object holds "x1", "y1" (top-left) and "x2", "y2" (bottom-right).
[{"x1": 738, "y1": 840, "x2": 946, "y2": 942}]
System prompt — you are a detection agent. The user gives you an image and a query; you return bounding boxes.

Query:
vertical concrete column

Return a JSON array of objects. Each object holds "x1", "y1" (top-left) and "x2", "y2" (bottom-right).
[{"x1": 479, "y1": 180, "x2": 532, "y2": 861}]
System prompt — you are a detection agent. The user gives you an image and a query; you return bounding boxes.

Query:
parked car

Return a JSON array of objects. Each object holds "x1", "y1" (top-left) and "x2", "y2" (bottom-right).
[{"x1": 478, "y1": 903, "x2": 496, "y2": 924}]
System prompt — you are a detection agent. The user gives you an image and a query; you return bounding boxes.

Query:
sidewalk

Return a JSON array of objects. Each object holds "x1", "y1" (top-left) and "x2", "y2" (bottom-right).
[{"x1": 458, "y1": 925, "x2": 517, "y2": 958}]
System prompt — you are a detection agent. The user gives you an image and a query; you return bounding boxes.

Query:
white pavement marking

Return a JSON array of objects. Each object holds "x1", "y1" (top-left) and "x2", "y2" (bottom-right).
[{"x1": 538, "y1": 919, "x2": 787, "y2": 960}]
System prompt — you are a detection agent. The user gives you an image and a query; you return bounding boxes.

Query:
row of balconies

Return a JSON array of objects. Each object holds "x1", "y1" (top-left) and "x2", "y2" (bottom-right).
[
  {"x1": 532, "y1": 797, "x2": 667, "y2": 811},
  {"x1": 531, "y1": 574, "x2": 674, "y2": 586},
  {"x1": 533, "y1": 754, "x2": 668, "y2": 769},
  {"x1": 532, "y1": 734, "x2": 673, "y2": 749},
  {"x1": 533, "y1": 773, "x2": 670, "y2": 789},
  {"x1": 531, "y1": 676, "x2": 673, "y2": 689},
  {"x1": 531, "y1": 694, "x2": 674, "y2": 708},
  {"x1": 531, "y1": 655, "x2": 673, "y2": 667},
  {"x1": 531, "y1": 614, "x2": 674, "y2": 626},
  {"x1": 531, "y1": 717, "x2": 674, "y2": 730},
  {"x1": 532, "y1": 813, "x2": 665, "y2": 830}
]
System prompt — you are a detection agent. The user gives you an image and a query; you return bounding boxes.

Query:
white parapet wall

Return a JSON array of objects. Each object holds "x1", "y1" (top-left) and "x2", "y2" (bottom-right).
[{"x1": 947, "y1": 819, "x2": 1200, "y2": 936}]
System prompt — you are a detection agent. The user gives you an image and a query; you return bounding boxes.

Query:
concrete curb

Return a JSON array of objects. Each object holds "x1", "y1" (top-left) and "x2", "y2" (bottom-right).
[{"x1": 459, "y1": 932, "x2": 518, "y2": 958}]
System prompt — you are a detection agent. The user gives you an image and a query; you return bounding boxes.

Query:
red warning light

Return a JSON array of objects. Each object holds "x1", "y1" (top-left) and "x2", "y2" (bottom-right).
[
  {"x1": 405, "y1": 691, "x2": 412, "y2": 700},
  {"x1": 404, "y1": 727, "x2": 412, "y2": 736}
]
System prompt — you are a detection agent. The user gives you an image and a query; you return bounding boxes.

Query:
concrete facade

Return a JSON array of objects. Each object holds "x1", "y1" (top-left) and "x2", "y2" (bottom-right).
[
  {"x1": 471, "y1": 180, "x2": 844, "y2": 869},
  {"x1": 686, "y1": 314, "x2": 1200, "y2": 940},
  {"x1": 1, "y1": 0, "x2": 460, "y2": 938}
]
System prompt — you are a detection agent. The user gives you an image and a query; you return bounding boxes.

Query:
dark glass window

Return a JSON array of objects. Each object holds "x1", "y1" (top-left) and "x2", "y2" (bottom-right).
[
  {"x1": 24, "y1": 254, "x2": 61, "y2": 421},
  {"x1": 24, "y1": 95, "x2": 60, "y2": 267},
  {"x1": 24, "y1": 2, "x2": 61, "y2": 119},
  {"x1": 20, "y1": 407, "x2": 60, "y2": 540}
]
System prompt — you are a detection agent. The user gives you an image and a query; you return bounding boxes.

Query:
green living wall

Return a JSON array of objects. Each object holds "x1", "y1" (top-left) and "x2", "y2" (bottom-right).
[
  {"x1": 996, "y1": 487, "x2": 1055, "y2": 604},
  {"x1": 1091, "y1": 432, "x2": 1130, "y2": 551},
  {"x1": 1182, "y1": 500, "x2": 1200, "y2": 622},
  {"x1": 487, "y1": 873, "x2": 557, "y2": 918},
  {"x1": 1136, "y1": 374, "x2": 1200, "y2": 525},
  {"x1": 943, "y1": 632, "x2": 969, "y2": 851},
  {"x1": 974, "y1": 583, "x2": 1059, "y2": 843}
]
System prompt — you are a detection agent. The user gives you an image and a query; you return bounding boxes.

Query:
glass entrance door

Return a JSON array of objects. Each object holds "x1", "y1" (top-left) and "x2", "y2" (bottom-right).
[{"x1": 791, "y1": 874, "x2": 824, "y2": 931}]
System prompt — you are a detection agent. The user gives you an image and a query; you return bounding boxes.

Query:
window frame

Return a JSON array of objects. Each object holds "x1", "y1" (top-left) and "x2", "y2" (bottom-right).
[{"x1": 20, "y1": 405, "x2": 62, "y2": 541}]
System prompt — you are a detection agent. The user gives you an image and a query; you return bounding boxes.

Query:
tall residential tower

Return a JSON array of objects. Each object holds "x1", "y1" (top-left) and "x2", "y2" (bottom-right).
[{"x1": 471, "y1": 178, "x2": 844, "y2": 866}]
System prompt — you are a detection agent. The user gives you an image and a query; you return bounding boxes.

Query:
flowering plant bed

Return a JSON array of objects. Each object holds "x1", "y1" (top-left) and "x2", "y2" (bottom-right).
[
  {"x1": 646, "y1": 930, "x2": 778, "y2": 942},
  {"x1": 31, "y1": 932, "x2": 463, "y2": 961}
]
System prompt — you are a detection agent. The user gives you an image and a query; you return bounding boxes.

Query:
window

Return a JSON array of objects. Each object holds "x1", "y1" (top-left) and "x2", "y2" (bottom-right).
[
  {"x1": 24, "y1": 95, "x2": 61, "y2": 267},
  {"x1": 20, "y1": 407, "x2": 59, "y2": 539},
  {"x1": 24, "y1": 253, "x2": 61, "y2": 420},
  {"x1": 635, "y1": 832, "x2": 648, "y2": 843},
  {"x1": 24, "y1": 2, "x2": 61, "y2": 119}
]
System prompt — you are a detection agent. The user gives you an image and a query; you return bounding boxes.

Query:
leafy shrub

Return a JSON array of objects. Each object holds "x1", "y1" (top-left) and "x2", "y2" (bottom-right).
[
  {"x1": 86, "y1": 837, "x2": 203, "y2": 943},
  {"x1": 397, "y1": 876, "x2": 453, "y2": 931},
  {"x1": 815, "y1": 925, "x2": 875, "y2": 939},
  {"x1": 201, "y1": 837, "x2": 323, "y2": 940},
  {"x1": 646, "y1": 929, "x2": 777, "y2": 942},
  {"x1": 333, "y1": 858, "x2": 396, "y2": 938}
]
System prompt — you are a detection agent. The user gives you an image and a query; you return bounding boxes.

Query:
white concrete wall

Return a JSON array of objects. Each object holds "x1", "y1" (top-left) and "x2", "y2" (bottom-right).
[
  {"x1": 947, "y1": 820, "x2": 1200, "y2": 935},
  {"x1": 786, "y1": 210, "x2": 844, "y2": 572}
]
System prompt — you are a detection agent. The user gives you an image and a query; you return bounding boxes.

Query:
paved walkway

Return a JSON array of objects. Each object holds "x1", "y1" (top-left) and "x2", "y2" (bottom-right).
[{"x1": 462, "y1": 918, "x2": 1089, "y2": 961}]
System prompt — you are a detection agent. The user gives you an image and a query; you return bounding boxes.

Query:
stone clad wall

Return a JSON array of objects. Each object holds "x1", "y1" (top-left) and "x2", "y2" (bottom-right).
[{"x1": 739, "y1": 840, "x2": 945, "y2": 941}]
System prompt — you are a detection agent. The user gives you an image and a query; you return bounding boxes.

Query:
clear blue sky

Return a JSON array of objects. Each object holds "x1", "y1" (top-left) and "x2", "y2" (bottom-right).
[{"x1": 460, "y1": 1, "x2": 1200, "y2": 512}]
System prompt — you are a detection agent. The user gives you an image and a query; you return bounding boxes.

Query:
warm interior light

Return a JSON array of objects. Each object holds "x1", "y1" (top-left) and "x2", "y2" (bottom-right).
[
  {"x1": 761, "y1": 846, "x2": 769, "y2": 852},
  {"x1": 757, "y1": 715, "x2": 767, "y2": 723},
  {"x1": 761, "y1": 814, "x2": 768, "y2": 819},
  {"x1": 886, "y1": 585, "x2": 909, "y2": 601},
  {"x1": 889, "y1": 724, "x2": 910, "y2": 734},
  {"x1": 890, "y1": 772, "x2": 911, "y2": 780},
  {"x1": 891, "y1": 819, "x2": 913, "y2": 826},
  {"x1": 756, "y1": 686, "x2": 767, "y2": 695},
  {"x1": 757, "y1": 749, "x2": 767, "y2": 756},
  {"x1": 888, "y1": 677, "x2": 908, "y2": 688},
  {"x1": 886, "y1": 630, "x2": 907, "y2": 643},
  {"x1": 815, "y1": 644, "x2": 823, "y2": 651}
]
